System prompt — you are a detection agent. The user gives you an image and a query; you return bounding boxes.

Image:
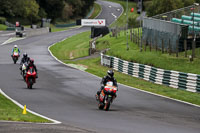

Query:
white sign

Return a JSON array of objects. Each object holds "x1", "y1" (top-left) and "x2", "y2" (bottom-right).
[{"x1": 81, "y1": 19, "x2": 106, "y2": 26}]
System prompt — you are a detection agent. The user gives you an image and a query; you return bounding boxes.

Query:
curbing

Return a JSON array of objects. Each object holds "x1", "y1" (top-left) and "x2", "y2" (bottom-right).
[{"x1": 101, "y1": 53, "x2": 200, "y2": 93}]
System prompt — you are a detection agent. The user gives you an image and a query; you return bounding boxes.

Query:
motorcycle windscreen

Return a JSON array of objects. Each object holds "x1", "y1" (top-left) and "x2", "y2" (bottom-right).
[{"x1": 106, "y1": 81, "x2": 113, "y2": 86}]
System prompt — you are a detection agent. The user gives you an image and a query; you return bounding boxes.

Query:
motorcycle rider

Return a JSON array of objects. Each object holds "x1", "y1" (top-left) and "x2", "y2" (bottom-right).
[
  {"x1": 20, "y1": 53, "x2": 30, "y2": 70},
  {"x1": 26, "y1": 59, "x2": 38, "y2": 78},
  {"x1": 11, "y1": 45, "x2": 20, "y2": 57},
  {"x1": 96, "y1": 70, "x2": 118, "y2": 99}
]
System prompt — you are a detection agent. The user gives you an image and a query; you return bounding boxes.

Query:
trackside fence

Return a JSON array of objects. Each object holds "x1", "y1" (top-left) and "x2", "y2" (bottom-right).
[{"x1": 101, "y1": 53, "x2": 200, "y2": 93}]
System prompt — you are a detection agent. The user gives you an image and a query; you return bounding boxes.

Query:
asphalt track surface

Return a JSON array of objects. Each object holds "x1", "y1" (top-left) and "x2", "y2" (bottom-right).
[{"x1": 0, "y1": 1, "x2": 200, "y2": 133}]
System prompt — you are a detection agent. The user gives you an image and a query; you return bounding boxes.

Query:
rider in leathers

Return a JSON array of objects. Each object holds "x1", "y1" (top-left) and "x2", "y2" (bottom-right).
[
  {"x1": 96, "y1": 70, "x2": 118, "y2": 98},
  {"x1": 26, "y1": 59, "x2": 38, "y2": 78},
  {"x1": 20, "y1": 53, "x2": 30, "y2": 70}
]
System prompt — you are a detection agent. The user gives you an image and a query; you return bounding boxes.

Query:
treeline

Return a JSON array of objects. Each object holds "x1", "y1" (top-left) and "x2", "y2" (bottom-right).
[
  {"x1": 0, "y1": 0, "x2": 95, "y2": 24},
  {"x1": 147, "y1": 0, "x2": 200, "y2": 16}
]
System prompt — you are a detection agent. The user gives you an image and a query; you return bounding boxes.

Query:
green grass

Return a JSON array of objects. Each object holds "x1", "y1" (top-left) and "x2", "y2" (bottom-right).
[
  {"x1": 0, "y1": 93, "x2": 51, "y2": 123},
  {"x1": 0, "y1": 24, "x2": 7, "y2": 31},
  {"x1": 89, "y1": 3, "x2": 102, "y2": 19},
  {"x1": 51, "y1": 27, "x2": 70, "y2": 32},
  {"x1": 97, "y1": 31, "x2": 200, "y2": 75},
  {"x1": 50, "y1": 31, "x2": 91, "y2": 60},
  {"x1": 106, "y1": 0, "x2": 138, "y2": 27}
]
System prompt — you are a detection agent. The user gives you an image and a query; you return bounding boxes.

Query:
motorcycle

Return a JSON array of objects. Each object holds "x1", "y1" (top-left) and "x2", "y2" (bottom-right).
[
  {"x1": 12, "y1": 52, "x2": 20, "y2": 64},
  {"x1": 21, "y1": 62, "x2": 28, "y2": 80},
  {"x1": 25, "y1": 67, "x2": 37, "y2": 89},
  {"x1": 97, "y1": 81, "x2": 118, "y2": 111}
]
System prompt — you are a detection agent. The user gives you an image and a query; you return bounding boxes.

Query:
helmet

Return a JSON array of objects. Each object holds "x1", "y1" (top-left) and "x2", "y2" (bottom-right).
[
  {"x1": 14, "y1": 45, "x2": 18, "y2": 48},
  {"x1": 107, "y1": 70, "x2": 114, "y2": 78},
  {"x1": 30, "y1": 59, "x2": 34, "y2": 64},
  {"x1": 23, "y1": 53, "x2": 27, "y2": 58}
]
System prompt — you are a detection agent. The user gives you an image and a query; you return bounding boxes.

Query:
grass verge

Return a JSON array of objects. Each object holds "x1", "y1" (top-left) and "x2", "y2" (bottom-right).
[
  {"x1": 97, "y1": 31, "x2": 200, "y2": 75},
  {"x1": 0, "y1": 24, "x2": 7, "y2": 31},
  {"x1": 89, "y1": 3, "x2": 102, "y2": 19},
  {"x1": 0, "y1": 93, "x2": 51, "y2": 123},
  {"x1": 50, "y1": 31, "x2": 91, "y2": 60}
]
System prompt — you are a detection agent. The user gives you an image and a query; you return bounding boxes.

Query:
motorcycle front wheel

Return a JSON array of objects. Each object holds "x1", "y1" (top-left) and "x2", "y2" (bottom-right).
[
  {"x1": 98, "y1": 103, "x2": 104, "y2": 110},
  {"x1": 104, "y1": 97, "x2": 112, "y2": 111}
]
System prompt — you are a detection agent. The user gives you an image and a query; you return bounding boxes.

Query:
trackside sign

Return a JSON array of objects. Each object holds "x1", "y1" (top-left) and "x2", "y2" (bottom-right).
[{"x1": 81, "y1": 19, "x2": 106, "y2": 26}]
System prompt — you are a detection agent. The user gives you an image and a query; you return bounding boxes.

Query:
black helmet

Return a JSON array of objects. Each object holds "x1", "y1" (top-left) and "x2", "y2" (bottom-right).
[
  {"x1": 107, "y1": 70, "x2": 114, "y2": 78},
  {"x1": 30, "y1": 59, "x2": 34, "y2": 64},
  {"x1": 23, "y1": 53, "x2": 27, "y2": 58}
]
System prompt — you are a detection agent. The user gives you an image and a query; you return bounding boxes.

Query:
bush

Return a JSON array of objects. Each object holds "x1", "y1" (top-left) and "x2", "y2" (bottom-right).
[
  {"x1": 0, "y1": 17, "x2": 6, "y2": 24},
  {"x1": 128, "y1": 17, "x2": 140, "y2": 28}
]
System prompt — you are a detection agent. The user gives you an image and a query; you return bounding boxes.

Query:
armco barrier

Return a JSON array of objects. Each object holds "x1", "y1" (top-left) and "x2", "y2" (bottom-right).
[{"x1": 101, "y1": 53, "x2": 200, "y2": 93}]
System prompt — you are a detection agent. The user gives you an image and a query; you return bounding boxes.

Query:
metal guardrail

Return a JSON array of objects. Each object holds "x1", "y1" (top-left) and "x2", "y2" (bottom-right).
[
  {"x1": 101, "y1": 53, "x2": 200, "y2": 93},
  {"x1": 5, "y1": 21, "x2": 15, "y2": 27}
]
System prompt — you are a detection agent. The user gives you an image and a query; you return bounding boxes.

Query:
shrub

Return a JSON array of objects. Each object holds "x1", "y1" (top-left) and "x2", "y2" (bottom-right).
[{"x1": 0, "y1": 17, "x2": 6, "y2": 24}]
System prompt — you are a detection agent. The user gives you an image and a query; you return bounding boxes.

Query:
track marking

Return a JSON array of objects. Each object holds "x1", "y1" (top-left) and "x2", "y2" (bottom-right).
[
  {"x1": 111, "y1": 13, "x2": 117, "y2": 18},
  {"x1": 1, "y1": 37, "x2": 26, "y2": 46},
  {"x1": 0, "y1": 88, "x2": 61, "y2": 124},
  {"x1": 1, "y1": 38, "x2": 13, "y2": 45}
]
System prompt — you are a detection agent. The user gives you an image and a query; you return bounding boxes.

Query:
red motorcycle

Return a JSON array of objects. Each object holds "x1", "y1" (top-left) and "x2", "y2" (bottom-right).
[
  {"x1": 97, "y1": 81, "x2": 118, "y2": 111},
  {"x1": 25, "y1": 67, "x2": 37, "y2": 89},
  {"x1": 12, "y1": 52, "x2": 20, "y2": 64}
]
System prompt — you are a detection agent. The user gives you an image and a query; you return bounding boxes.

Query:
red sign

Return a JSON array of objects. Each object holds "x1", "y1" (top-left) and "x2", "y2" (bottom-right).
[
  {"x1": 131, "y1": 8, "x2": 134, "y2": 12},
  {"x1": 16, "y1": 22, "x2": 19, "y2": 27}
]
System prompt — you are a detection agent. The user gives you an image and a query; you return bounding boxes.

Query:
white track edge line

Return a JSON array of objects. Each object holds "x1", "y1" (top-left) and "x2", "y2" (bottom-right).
[{"x1": 0, "y1": 88, "x2": 61, "y2": 124}]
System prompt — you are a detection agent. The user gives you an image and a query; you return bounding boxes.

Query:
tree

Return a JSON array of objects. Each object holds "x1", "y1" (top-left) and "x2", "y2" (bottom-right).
[
  {"x1": 24, "y1": 0, "x2": 39, "y2": 23},
  {"x1": 147, "y1": 0, "x2": 184, "y2": 16}
]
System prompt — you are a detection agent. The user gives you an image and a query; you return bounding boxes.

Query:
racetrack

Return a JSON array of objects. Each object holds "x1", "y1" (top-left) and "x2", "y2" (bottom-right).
[{"x1": 0, "y1": 0, "x2": 200, "y2": 133}]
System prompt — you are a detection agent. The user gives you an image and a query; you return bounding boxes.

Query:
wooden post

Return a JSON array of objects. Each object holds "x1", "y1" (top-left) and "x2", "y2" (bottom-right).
[
  {"x1": 144, "y1": 39, "x2": 147, "y2": 51},
  {"x1": 176, "y1": 39, "x2": 179, "y2": 57},
  {"x1": 162, "y1": 39, "x2": 164, "y2": 54},
  {"x1": 155, "y1": 38, "x2": 158, "y2": 52},
  {"x1": 184, "y1": 39, "x2": 187, "y2": 57},
  {"x1": 192, "y1": 40, "x2": 196, "y2": 59},
  {"x1": 115, "y1": 28, "x2": 117, "y2": 39},
  {"x1": 150, "y1": 38, "x2": 152, "y2": 52},
  {"x1": 138, "y1": 28, "x2": 140, "y2": 47},
  {"x1": 168, "y1": 39, "x2": 171, "y2": 55},
  {"x1": 89, "y1": 40, "x2": 92, "y2": 55},
  {"x1": 130, "y1": 29, "x2": 132, "y2": 41}
]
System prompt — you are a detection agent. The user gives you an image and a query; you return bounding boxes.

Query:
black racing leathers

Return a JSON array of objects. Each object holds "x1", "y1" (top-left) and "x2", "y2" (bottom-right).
[
  {"x1": 20, "y1": 57, "x2": 30, "y2": 65},
  {"x1": 26, "y1": 64, "x2": 38, "y2": 75},
  {"x1": 97, "y1": 76, "x2": 118, "y2": 95}
]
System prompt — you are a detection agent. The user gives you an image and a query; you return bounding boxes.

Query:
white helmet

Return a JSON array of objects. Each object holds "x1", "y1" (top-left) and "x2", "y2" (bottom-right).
[{"x1": 14, "y1": 45, "x2": 18, "y2": 48}]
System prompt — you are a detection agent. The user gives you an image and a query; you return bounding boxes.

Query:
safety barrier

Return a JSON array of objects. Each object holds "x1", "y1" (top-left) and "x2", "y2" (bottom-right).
[{"x1": 101, "y1": 53, "x2": 200, "y2": 93}]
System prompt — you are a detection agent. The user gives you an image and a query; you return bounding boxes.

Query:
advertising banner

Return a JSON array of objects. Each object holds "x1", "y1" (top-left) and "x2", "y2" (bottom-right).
[{"x1": 81, "y1": 19, "x2": 106, "y2": 26}]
